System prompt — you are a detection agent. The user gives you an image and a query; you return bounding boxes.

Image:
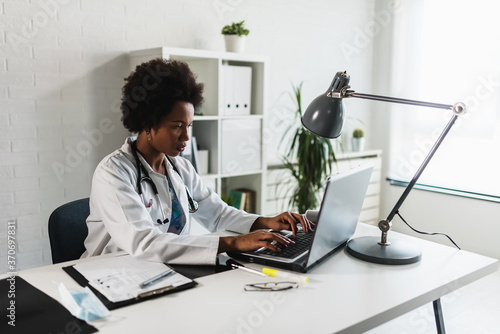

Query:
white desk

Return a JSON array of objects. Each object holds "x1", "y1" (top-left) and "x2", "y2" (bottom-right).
[{"x1": 9, "y1": 224, "x2": 499, "y2": 333}]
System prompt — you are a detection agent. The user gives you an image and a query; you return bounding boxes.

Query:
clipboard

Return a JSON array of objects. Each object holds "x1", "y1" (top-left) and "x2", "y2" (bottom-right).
[{"x1": 63, "y1": 260, "x2": 197, "y2": 310}]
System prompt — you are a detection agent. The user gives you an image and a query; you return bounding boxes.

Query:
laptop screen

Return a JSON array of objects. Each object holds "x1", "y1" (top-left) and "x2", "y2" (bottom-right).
[{"x1": 306, "y1": 164, "x2": 373, "y2": 267}]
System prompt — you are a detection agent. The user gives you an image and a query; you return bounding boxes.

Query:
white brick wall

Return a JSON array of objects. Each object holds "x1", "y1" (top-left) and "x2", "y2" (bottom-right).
[{"x1": 0, "y1": 0, "x2": 376, "y2": 273}]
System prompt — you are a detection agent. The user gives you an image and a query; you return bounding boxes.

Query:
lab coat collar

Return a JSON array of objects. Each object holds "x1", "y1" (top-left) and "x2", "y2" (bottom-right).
[{"x1": 123, "y1": 136, "x2": 190, "y2": 222}]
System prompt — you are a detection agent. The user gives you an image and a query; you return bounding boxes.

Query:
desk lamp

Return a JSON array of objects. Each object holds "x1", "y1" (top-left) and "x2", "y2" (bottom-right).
[{"x1": 302, "y1": 71, "x2": 467, "y2": 265}]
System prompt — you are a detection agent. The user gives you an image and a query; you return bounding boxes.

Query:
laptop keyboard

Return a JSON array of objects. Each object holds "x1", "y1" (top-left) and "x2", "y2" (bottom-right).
[{"x1": 259, "y1": 231, "x2": 314, "y2": 259}]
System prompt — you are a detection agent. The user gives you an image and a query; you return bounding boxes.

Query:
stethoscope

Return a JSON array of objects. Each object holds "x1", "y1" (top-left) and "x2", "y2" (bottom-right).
[{"x1": 131, "y1": 141, "x2": 199, "y2": 225}]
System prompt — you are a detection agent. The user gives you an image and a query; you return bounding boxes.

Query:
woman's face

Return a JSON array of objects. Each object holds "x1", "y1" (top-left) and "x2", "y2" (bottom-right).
[{"x1": 150, "y1": 101, "x2": 194, "y2": 157}]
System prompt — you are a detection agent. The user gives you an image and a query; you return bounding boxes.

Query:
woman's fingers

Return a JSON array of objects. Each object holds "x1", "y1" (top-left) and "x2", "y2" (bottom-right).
[
  {"x1": 292, "y1": 212, "x2": 315, "y2": 233},
  {"x1": 258, "y1": 230, "x2": 294, "y2": 251},
  {"x1": 279, "y1": 212, "x2": 315, "y2": 236},
  {"x1": 238, "y1": 230, "x2": 294, "y2": 252}
]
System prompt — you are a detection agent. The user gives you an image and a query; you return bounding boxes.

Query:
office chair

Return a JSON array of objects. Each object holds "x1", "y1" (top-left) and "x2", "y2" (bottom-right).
[{"x1": 48, "y1": 198, "x2": 90, "y2": 264}]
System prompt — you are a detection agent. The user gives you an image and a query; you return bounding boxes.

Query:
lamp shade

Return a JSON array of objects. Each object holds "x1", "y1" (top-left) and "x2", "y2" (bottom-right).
[{"x1": 301, "y1": 71, "x2": 350, "y2": 139}]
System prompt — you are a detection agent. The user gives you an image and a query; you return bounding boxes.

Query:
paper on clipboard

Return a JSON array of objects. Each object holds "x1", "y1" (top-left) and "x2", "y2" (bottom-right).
[{"x1": 73, "y1": 255, "x2": 193, "y2": 303}]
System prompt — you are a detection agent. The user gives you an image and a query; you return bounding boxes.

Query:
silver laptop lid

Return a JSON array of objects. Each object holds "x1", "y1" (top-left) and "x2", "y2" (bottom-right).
[{"x1": 306, "y1": 164, "x2": 373, "y2": 267}]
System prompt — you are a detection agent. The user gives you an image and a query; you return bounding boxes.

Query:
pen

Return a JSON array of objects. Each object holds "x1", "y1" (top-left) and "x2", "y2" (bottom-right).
[
  {"x1": 136, "y1": 285, "x2": 175, "y2": 299},
  {"x1": 227, "y1": 259, "x2": 308, "y2": 283},
  {"x1": 139, "y1": 268, "x2": 175, "y2": 288},
  {"x1": 228, "y1": 262, "x2": 267, "y2": 277}
]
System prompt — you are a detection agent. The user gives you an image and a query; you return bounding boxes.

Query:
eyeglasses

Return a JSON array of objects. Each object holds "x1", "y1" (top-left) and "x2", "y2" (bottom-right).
[{"x1": 244, "y1": 281, "x2": 299, "y2": 292}]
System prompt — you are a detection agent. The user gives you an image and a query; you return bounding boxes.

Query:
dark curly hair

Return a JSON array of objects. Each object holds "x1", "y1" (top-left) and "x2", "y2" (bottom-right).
[{"x1": 120, "y1": 58, "x2": 204, "y2": 133}]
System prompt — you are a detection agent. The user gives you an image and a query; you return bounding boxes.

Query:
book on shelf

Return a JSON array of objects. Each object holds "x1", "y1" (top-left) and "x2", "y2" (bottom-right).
[
  {"x1": 180, "y1": 131, "x2": 199, "y2": 173},
  {"x1": 229, "y1": 188, "x2": 256, "y2": 213}
]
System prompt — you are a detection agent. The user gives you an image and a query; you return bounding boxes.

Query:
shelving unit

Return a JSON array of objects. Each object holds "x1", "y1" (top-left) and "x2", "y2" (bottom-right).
[{"x1": 129, "y1": 47, "x2": 268, "y2": 214}]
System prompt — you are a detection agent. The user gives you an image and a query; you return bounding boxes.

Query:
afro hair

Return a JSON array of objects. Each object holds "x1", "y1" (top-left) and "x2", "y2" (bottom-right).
[{"x1": 120, "y1": 58, "x2": 204, "y2": 133}]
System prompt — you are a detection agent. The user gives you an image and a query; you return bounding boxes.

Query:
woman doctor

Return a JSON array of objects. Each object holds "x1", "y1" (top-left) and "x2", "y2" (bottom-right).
[{"x1": 82, "y1": 58, "x2": 313, "y2": 265}]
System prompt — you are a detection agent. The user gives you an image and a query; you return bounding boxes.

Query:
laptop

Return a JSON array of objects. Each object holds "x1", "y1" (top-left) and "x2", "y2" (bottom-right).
[{"x1": 228, "y1": 164, "x2": 373, "y2": 273}]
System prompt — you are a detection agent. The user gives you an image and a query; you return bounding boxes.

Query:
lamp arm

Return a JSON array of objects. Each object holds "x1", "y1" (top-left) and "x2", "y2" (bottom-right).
[
  {"x1": 343, "y1": 90, "x2": 467, "y2": 246},
  {"x1": 376, "y1": 114, "x2": 459, "y2": 244},
  {"x1": 385, "y1": 113, "x2": 458, "y2": 216},
  {"x1": 346, "y1": 91, "x2": 454, "y2": 110}
]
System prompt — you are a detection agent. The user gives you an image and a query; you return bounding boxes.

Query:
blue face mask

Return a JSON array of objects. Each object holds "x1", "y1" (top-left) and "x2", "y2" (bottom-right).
[{"x1": 59, "y1": 283, "x2": 111, "y2": 322}]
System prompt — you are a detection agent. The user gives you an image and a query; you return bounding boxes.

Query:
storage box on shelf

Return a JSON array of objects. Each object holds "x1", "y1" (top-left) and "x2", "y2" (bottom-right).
[{"x1": 129, "y1": 47, "x2": 268, "y2": 217}]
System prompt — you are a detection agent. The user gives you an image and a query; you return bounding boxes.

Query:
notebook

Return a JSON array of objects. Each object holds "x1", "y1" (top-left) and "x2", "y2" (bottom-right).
[{"x1": 228, "y1": 164, "x2": 373, "y2": 273}]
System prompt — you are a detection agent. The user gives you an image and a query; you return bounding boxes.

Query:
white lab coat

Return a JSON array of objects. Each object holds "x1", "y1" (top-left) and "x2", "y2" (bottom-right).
[{"x1": 82, "y1": 137, "x2": 259, "y2": 265}]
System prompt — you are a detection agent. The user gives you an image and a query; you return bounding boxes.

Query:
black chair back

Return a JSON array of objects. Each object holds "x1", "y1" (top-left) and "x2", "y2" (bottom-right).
[{"x1": 48, "y1": 198, "x2": 90, "y2": 264}]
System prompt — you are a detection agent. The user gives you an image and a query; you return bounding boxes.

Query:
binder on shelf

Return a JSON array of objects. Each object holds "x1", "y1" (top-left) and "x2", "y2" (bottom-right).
[
  {"x1": 197, "y1": 149, "x2": 209, "y2": 175},
  {"x1": 223, "y1": 65, "x2": 252, "y2": 116},
  {"x1": 191, "y1": 136, "x2": 200, "y2": 174},
  {"x1": 180, "y1": 127, "x2": 199, "y2": 173},
  {"x1": 183, "y1": 126, "x2": 193, "y2": 156},
  {"x1": 223, "y1": 64, "x2": 234, "y2": 115}
]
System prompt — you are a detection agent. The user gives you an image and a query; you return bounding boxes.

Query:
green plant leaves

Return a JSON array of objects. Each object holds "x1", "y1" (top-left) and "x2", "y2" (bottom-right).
[
  {"x1": 279, "y1": 82, "x2": 337, "y2": 213},
  {"x1": 221, "y1": 20, "x2": 250, "y2": 36}
]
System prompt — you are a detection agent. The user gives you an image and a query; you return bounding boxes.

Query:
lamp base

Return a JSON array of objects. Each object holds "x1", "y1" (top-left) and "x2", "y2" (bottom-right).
[{"x1": 346, "y1": 236, "x2": 422, "y2": 265}]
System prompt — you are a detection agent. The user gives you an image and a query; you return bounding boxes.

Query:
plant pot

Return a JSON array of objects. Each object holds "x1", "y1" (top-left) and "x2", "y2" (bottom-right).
[
  {"x1": 224, "y1": 35, "x2": 246, "y2": 53},
  {"x1": 352, "y1": 137, "x2": 365, "y2": 152}
]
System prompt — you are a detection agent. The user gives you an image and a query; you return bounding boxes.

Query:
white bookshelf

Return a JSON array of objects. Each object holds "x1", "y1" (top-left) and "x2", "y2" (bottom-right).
[{"x1": 129, "y1": 47, "x2": 269, "y2": 215}]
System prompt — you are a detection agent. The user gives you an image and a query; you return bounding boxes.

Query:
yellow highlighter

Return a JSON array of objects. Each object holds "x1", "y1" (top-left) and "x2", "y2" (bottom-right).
[{"x1": 262, "y1": 268, "x2": 309, "y2": 284}]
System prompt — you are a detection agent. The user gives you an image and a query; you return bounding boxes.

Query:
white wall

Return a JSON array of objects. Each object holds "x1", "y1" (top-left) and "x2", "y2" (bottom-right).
[{"x1": 0, "y1": 0, "x2": 377, "y2": 273}]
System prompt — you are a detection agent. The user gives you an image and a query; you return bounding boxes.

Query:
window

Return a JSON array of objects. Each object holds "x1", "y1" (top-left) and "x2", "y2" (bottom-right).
[{"x1": 388, "y1": 0, "x2": 500, "y2": 199}]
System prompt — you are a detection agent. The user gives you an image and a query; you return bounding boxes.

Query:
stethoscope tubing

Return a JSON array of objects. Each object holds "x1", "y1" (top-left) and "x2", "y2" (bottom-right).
[{"x1": 130, "y1": 141, "x2": 198, "y2": 226}]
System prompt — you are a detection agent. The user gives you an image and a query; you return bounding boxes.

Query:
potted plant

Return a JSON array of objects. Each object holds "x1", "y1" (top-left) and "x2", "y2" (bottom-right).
[
  {"x1": 221, "y1": 20, "x2": 250, "y2": 53},
  {"x1": 279, "y1": 82, "x2": 337, "y2": 213},
  {"x1": 351, "y1": 128, "x2": 365, "y2": 152}
]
